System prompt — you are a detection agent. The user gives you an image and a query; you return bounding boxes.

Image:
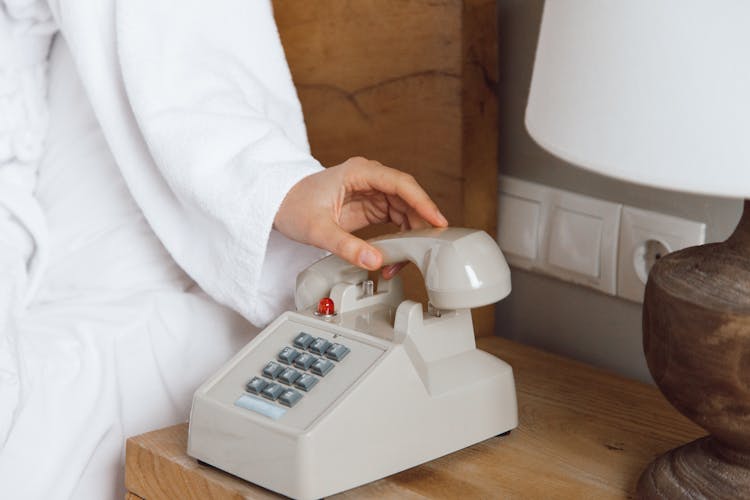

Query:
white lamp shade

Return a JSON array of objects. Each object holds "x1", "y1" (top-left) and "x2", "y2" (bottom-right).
[{"x1": 526, "y1": 1, "x2": 750, "y2": 198}]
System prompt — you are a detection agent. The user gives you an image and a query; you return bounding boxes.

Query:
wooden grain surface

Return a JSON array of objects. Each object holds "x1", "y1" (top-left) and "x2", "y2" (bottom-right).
[
  {"x1": 125, "y1": 337, "x2": 704, "y2": 500},
  {"x1": 272, "y1": 0, "x2": 498, "y2": 336},
  {"x1": 461, "y1": 0, "x2": 499, "y2": 336},
  {"x1": 273, "y1": 0, "x2": 460, "y2": 316},
  {"x1": 274, "y1": 0, "x2": 463, "y2": 220}
]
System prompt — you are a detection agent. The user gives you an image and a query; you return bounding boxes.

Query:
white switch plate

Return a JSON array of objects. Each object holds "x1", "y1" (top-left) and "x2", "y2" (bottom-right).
[
  {"x1": 497, "y1": 178, "x2": 545, "y2": 265},
  {"x1": 548, "y1": 208, "x2": 603, "y2": 278},
  {"x1": 617, "y1": 206, "x2": 706, "y2": 303},
  {"x1": 539, "y1": 190, "x2": 620, "y2": 294},
  {"x1": 497, "y1": 195, "x2": 541, "y2": 260},
  {"x1": 498, "y1": 176, "x2": 621, "y2": 295}
]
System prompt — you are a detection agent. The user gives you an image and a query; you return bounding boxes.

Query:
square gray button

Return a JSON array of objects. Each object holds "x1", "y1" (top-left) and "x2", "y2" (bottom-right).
[
  {"x1": 294, "y1": 373, "x2": 319, "y2": 392},
  {"x1": 278, "y1": 367, "x2": 302, "y2": 385},
  {"x1": 278, "y1": 388, "x2": 303, "y2": 407},
  {"x1": 309, "y1": 338, "x2": 331, "y2": 355},
  {"x1": 261, "y1": 382, "x2": 284, "y2": 401},
  {"x1": 310, "y1": 358, "x2": 334, "y2": 377},
  {"x1": 293, "y1": 332, "x2": 315, "y2": 350},
  {"x1": 325, "y1": 343, "x2": 350, "y2": 361},
  {"x1": 246, "y1": 376, "x2": 268, "y2": 395},
  {"x1": 262, "y1": 361, "x2": 284, "y2": 379},
  {"x1": 278, "y1": 347, "x2": 300, "y2": 365},
  {"x1": 293, "y1": 352, "x2": 316, "y2": 370}
]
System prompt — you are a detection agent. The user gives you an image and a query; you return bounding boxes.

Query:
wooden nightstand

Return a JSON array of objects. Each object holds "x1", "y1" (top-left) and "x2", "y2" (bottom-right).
[{"x1": 125, "y1": 337, "x2": 703, "y2": 499}]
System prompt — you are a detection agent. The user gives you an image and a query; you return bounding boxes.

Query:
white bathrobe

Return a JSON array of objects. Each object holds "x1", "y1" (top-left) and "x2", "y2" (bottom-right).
[{"x1": 0, "y1": 1, "x2": 325, "y2": 498}]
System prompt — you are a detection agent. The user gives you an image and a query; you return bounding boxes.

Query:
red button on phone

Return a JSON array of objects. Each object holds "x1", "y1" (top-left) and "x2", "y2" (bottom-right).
[{"x1": 317, "y1": 298, "x2": 335, "y2": 316}]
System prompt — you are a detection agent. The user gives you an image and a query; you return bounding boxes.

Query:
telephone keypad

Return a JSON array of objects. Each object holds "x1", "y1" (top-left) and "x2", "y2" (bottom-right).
[
  {"x1": 278, "y1": 347, "x2": 300, "y2": 365},
  {"x1": 325, "y1": 343, "x2": 350, "y2": 361},
  {"x1": 243, "y1": 333, "x2": 351, "y2": 415}
]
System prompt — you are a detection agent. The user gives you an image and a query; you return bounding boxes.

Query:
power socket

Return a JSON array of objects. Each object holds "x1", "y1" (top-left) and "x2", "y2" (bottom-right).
[{"x1": 617, "y1": 207, "x2": 706, "y2": 302}]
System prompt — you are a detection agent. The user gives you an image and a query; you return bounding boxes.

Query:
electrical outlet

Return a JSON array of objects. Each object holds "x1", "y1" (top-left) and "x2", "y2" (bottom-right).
[{"x1": 617, "y1": 206, "x2": 706, "y2": 302}]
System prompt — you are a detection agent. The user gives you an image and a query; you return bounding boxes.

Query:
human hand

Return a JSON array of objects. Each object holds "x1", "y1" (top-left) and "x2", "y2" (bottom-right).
[{"x1": 274, "y1": 156, "x2": 448, "y2": 278}]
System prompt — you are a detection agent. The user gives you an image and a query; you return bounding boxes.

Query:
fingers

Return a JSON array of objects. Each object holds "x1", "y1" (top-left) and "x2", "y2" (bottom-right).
[
  {"x1": 381, "y1": 261, "x2": 408, "y2": 280},
  {"x1": 313, "y1": 221, "x2": 384, "y2": 271},
  {"x1": 276, "y1": 157, "x2": 449, "y2": 275},
  {"x1": 386, "y1": 195, "x2": 431, "y2": 231},
  {"x1": 347, "y1": 159, "x2": 448, "y2": 228}
]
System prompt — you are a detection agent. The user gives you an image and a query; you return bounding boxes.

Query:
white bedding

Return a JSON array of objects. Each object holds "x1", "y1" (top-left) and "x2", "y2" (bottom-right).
[
  {"x1": 0, "y1": 1, "x2": 331, "y2": 497},
  {"x1": 0, "y1": 38, "x2": 257, "y2": 499}
]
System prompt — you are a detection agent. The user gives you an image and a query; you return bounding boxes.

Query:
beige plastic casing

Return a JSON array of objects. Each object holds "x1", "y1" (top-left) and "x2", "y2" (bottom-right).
[{"x1": 188, "y1": 229, "x2": 517, "y2": 499}]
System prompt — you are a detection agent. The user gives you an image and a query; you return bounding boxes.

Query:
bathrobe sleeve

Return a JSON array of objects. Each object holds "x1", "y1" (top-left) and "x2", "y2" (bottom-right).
[{"x1": 46, "y1": 0, "x2": 327, "y2": 325}]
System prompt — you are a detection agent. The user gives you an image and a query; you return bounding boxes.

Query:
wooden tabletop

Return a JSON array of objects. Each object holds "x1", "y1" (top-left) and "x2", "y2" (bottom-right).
[{"x1": 125, "y1": 337, "x2": 704, "y2": 499}]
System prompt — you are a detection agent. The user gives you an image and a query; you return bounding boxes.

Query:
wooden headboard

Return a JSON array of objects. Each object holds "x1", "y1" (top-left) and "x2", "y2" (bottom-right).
[{"x1": 273, "y1": 0, "x2": 499, "y2": 336}]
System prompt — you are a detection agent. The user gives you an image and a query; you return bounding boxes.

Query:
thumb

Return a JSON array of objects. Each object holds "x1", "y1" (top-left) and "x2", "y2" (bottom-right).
[{"x1": 319, "y1": 223, "x2": 383, "y2": 271}]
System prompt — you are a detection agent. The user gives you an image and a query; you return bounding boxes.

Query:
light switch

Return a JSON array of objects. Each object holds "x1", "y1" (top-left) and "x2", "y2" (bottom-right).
[
  {"x1": 498, "y1": 194, "x2": 540, "y2": 261},
  {"x1": 497, "y1": 175, "x2": 621, "y2": 295},
  {"x1": 541, "y1": 192, "x2": 621, "y2": 294},
  {"x1": 547, "y1": 208, "x2": 602, "y2": 278},
  {"x1": 498, "y1": 176, "x2": 548, "y2": 271}
]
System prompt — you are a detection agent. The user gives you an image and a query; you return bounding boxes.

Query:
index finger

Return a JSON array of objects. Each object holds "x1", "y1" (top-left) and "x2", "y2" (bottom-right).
[{"x1": 356, "y1": 162, "x2": 448, "y2": 228}]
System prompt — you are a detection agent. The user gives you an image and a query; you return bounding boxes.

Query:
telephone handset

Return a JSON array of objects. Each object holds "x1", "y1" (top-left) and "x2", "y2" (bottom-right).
[
  {"x1": 188, "y1": 228, "x2": 518, "y2": 500},
  {"x1": 296, "y1": 227, "x2": 511, "y2": 312}
]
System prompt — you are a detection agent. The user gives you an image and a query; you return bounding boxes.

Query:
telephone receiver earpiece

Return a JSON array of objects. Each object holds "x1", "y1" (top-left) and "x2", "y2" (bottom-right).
[{"x1": 295, "y1": 227, "x2": 512, "y2": 311}]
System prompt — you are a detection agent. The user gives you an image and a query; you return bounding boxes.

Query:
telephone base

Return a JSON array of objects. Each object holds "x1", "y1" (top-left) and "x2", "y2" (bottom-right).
[{"x1": 188, "y1": 310, "x2": 517, "y2": 500}]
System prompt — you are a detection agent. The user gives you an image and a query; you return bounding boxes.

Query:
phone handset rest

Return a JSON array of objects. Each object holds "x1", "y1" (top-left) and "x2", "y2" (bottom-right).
[{"x1": 295, "y1": 227, "x2": 512, "y2": 312}]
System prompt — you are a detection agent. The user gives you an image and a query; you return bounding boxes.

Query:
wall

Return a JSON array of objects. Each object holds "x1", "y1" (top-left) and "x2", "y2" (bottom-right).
[
  {"x1": 494, "y1": 0, "x2": 743, "y2": 382},
  {"x1": 275, "y1": 0, "x2": 500, "y2": 337}
]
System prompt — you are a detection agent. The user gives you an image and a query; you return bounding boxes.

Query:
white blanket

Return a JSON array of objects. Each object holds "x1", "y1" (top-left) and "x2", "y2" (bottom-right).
[{"x1": 0, "y1": 1, "x2": 327, "y2": 498}]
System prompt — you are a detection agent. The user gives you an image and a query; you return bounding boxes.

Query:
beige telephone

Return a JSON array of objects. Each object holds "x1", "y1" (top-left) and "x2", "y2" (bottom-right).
[{"x1": 188, "y1": 228, "x2": 517, "y2": 500}]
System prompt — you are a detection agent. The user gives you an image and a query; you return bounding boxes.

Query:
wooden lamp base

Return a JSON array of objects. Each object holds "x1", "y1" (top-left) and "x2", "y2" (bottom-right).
[
  {"x1": 637, "y1": 200, "x2": 750, "y2": 499},
  {"x1": 638, "y1": 436, "x2": 750, "y2": 498}
]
